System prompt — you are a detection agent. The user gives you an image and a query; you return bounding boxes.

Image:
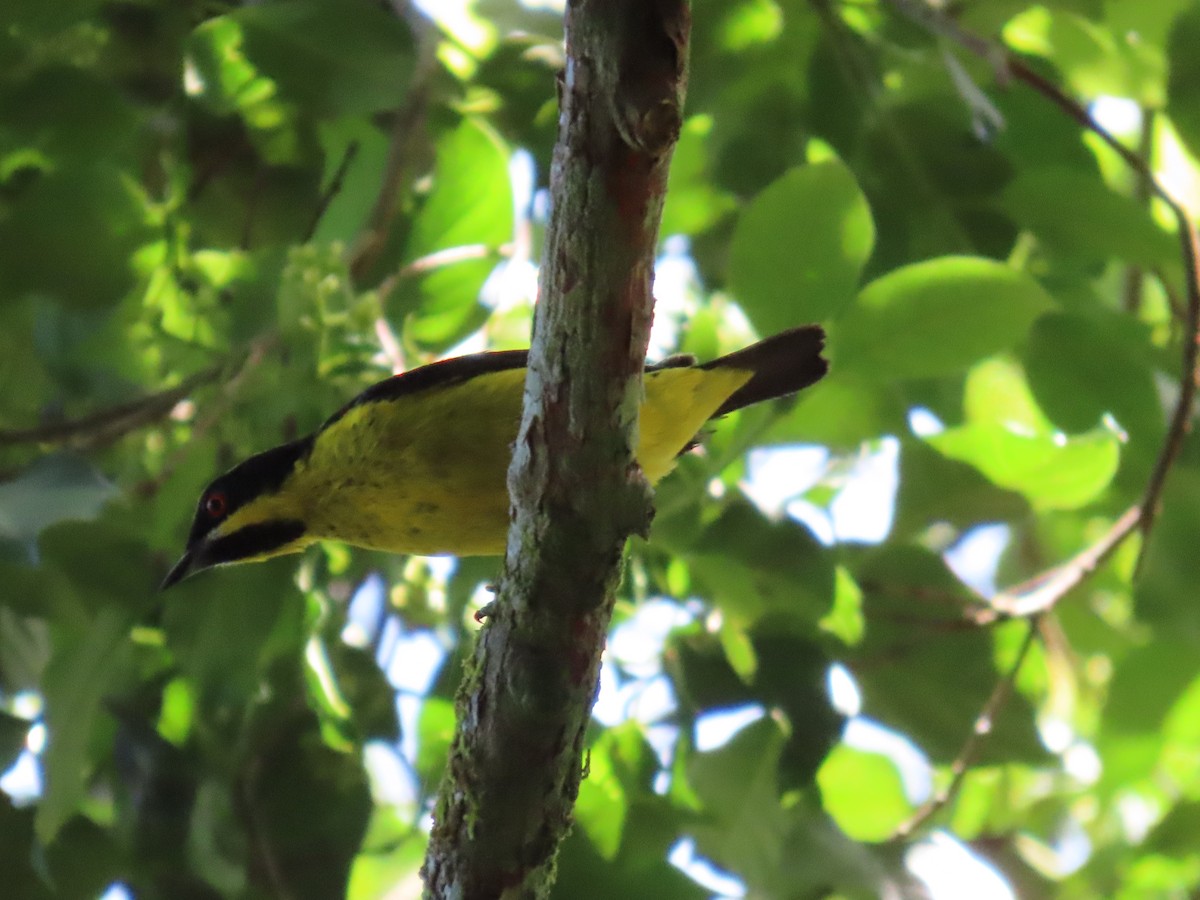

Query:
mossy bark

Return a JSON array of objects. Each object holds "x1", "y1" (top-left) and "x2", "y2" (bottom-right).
[{"x1": 422, "y1": 1, "x2": 690, "y2": 897}]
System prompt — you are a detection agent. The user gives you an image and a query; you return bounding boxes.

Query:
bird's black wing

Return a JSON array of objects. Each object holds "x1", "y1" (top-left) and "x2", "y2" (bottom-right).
[
  {"x1": 321, "y1": 349, "x2": 531, "y2": 431},
  {"x1": 701, "y1": 325, "x2": 826, "y2": 417}
]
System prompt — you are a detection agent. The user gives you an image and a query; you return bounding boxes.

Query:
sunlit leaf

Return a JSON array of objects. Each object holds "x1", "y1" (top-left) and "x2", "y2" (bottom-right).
[
  {"x1": 929, "y1": 422, "x2": 1120, "y2": 511},
  {"x1": 927, "y1": 358, "x2": 1121, "y2": 510},
  {"x1": 1003, "y1": 166, "x2": 1178, "y2": 268},
  {"x1": 835, "y1": 257, "x2": 1054, "y2": 380},
  {"x1": 729, "y1": 160, "x2": 875, "y2": 331},
  {"x1": 397, "y1": 118, "x2": 513, "y2": 350},
  {"x1": 188, "y1": 0, "x2": 414, "y2": 118},
  {"x1": 37, "y1": 606, "x2": 133, "y2": 843},
  {"x1": 817, "y1": 745, "x2": 913, "y2": 842},
  {"x1": 575, "y1": 734, "x2": 628, "y2": 860}
]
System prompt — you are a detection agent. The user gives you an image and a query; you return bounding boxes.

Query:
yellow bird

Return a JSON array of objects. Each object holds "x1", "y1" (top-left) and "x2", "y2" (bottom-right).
[{"x1": 162, "y1": 326, "x2": 826, "y2": 588}]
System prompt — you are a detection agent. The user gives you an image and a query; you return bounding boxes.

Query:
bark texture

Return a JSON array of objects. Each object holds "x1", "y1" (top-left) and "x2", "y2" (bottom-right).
[{"x1": 422, "y1": 1, "x2": 690, "y2": 897}]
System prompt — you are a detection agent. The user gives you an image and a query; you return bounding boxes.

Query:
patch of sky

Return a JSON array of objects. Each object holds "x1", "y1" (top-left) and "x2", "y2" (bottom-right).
[
  {"x1": 742, "y1": 438, "x2": 899, "y2": 546},
  {"x1": 669, "y1": 837, "x2": 747, "y2": 899},
  {"x1": 907, "y1": 831, "x2": 1015, "y2": 900}
]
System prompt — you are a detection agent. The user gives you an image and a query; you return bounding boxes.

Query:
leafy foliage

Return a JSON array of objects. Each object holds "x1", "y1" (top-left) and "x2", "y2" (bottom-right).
[{"x1": 0, "y1": 0, "x2": 1198, "y2": 897}]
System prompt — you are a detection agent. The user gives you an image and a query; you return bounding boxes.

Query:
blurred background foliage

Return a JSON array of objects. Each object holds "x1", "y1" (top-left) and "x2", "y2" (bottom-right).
[{"x1": 0, "y1": 0, "x2": 1198, "y2": 897}]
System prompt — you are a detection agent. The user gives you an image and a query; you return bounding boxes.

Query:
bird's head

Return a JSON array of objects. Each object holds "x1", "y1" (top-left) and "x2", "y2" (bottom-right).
[{"x1": 161, "y1": 438, "x2": 314, "y2": 589}]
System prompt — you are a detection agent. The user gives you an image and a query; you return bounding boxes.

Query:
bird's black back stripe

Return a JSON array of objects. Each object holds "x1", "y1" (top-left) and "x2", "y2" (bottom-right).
[
  {"x1": 322, "y1": 348, "x2": 713, "y2": 435},
  {"x1": 321, "y1": 349, "x2": 531, "y2": 431}
]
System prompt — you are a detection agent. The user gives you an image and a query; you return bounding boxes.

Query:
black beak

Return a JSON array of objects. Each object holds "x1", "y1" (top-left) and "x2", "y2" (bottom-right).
[{"x1": 160, "y1": 549, "x2": 197, "y2": 591}]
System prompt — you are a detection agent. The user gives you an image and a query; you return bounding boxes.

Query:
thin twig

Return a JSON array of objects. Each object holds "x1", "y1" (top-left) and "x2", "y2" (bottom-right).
[
  {"x1": 134, "y1": 334, "x2": 278, "y2": 497},
  {"x1": 374, "y1": 317, "x2": 407, "y2": 373},
  {"x1": 892, "y1": 618, "x2": 1040, "y2": 840},
  {"x1": 376, "y1": 242, "x2": 513, "y2": 307},
  {"x1": 348, "y1": 18, "x2": 440, "y2": 283},
  {"x1": 987, "y1": 505, "x2": 1141, "y2": 618},
  {"x1": 0, "y1": 366, "x2": 222, "y2": 450},
  {"x1": 303, "y1": 140, "x2": 360, "y2": 243}
]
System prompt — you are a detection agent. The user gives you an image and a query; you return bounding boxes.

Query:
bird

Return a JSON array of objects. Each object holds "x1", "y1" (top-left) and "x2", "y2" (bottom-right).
[{"x1": 161, "y1": 325, "x2": 827, "y2": 588}]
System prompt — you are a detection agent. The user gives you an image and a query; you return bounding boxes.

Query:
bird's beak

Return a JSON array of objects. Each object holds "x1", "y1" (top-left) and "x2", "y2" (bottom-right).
[{"x1": 160, "y1": 548, "x2": 197, "y2": 591}]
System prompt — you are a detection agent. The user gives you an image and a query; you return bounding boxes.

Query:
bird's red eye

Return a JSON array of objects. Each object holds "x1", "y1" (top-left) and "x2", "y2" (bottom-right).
[{"x1": 204, "y1": 492, "x2": 227, "y2": 518}]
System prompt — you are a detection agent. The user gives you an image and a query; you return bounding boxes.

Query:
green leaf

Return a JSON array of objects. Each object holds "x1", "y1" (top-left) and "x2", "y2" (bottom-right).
[
  {"x1": 1146, "y1": 800, "x2": 1200, "y2": 858},
  {"x1": 893, "y1": 438, "x2": 1028, "y2": 538},
  {"x1": 686, "y1": 718, "x2": 904, "y2": 895},
  {"x1": 0, "y1": 167, "x2": 148, "y2": 309},
  {"x1": 1169, "y1": 4, "x2": 1200, "y2": 160},
  {"x1": 0, "y1": 796, "x2": 52, "y2": 900},
  {"x1": 415, "y1": 697, "x2": 455, "y2": 790},
  {"x1": 926, "y1": 358, "x2": 1121, "y2": 510},
  {"x1": 314, "y1": 117, "x2": 396, "y2": 245},
  {"x1": 161, "y1": 560, "x2": 306, "y2": 709},
  {"x1": 327, "y1": 642, "x2": 401, "y2": 743},
  {"x1": 817, "y1": 745, "x2": 913, "y2": 842},
  {"x1": 189, "y1": 0, "x2": 414, "y2": 118},
  {"x1": 849, "y1": 546, "x2": 1047, "y2": 764},
  {"x1": 929, "y1": 423, "x2": 1120, "y2": 511},
  {"x1": 835, "y1": 257, "x2": 1054, "y2": 380},
  {"x1": 1103, "y1": 641, "x2": 1200, "y2": 737},
  {"x1": 686, "y1": 500, "x2": 834, "y2": 630},
  {"x1": 575, "y1": 733, "x2": 628, "y2": 860},
  {"x1": 661, "y1": 116, "x2": 738, "y2": 237},
  {"x1": 247, "y1": 712, "x2": 372, "y2": 897},
  {"x1": 37, "y1": 605, "x2": 134, "y2": 842},
  {"x1": 1023, "y1": 311, "x2": 1163, "y2": 477},
  {"x1": 688, "y1": 718, "x2": 788, "y2": 882},
  {"x1": 1, "y1": 66, "x2": 137, "y2": 164},
  {"x1": 40, "y1": 522, "x2": 162, "y2": 606},
  {"x1": 398, "y1": 118, "x2": 513, "y2": 351},
  {"x1": 668, "y1": 629, "x2": 843, "y2": 789},
  {"x1": 555, "y1": 820, "x2": 706, "y2": 900},
  {"x1": 761, "y1": 369, "x2": 905, "y2": 450},
  {"x1": 189, "y1": 780, "x2": 249, "y2": 895},
  {"x1": 1005, "y1": 9, "x2": 1162, "y2": 102},
  {"x1": 1136, "y1": 466, "x2": 1200, "y2": 634},
  {"x1": 0, "y1": 456, "x2": 117, "y2": 548},
  {"x1": 1002, "y1": 166, "x2": 1177, "y2": 268},
  {"x1": 347, "y1": 814, "x2": 426, "y2": 899},
  {"x1": 729, "y1": 160, "x2": 875, "y2": 331}
]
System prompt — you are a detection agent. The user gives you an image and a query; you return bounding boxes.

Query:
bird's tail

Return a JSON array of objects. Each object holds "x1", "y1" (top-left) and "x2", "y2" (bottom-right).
[{"x1": 701, "y1": 325, "x2": 828, "y2": 417}]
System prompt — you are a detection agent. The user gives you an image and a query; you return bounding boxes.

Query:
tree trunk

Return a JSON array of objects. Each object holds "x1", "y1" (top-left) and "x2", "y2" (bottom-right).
[{"x1": 421, "y1": 1, "x2": 690, "y2": 897}]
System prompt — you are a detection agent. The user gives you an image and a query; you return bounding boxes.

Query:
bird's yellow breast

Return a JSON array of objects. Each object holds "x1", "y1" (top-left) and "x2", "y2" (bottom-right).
[{"x1": 286, "y1": 364, "x2": 750, "y2": 556}]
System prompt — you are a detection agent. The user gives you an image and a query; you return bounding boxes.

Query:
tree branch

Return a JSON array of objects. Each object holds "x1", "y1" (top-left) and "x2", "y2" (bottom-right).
[
  {"x1": 422, "y1": 1, "x2": 689, "y2": 896},
  {"x1": 0, "y1": 366, "x2": 222, "y2": 451},
  {"x1": 892, "y1": 618, "x2": 1040, "y2": 840}
]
